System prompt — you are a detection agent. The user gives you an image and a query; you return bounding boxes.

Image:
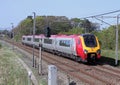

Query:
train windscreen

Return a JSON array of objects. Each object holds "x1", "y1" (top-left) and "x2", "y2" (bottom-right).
[{"x1": 83, "y1": 35, "x2": 97, "y2": 47}]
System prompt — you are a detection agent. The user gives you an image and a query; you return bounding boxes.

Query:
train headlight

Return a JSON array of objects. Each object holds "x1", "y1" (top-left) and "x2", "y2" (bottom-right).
[
  {"x1": 84, "y1": 50, "x2": 88, "y2": 54},
  {"x1": 97, "y1": 49, "x2": 101, "y2": 54}
]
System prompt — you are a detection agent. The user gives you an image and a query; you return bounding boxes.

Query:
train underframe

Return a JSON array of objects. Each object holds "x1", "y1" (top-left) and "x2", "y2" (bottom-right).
[
  {"x1": 42, "y1": 47, "x2": 99, "y2": 63},
  {"x1": 22, "y1": 43, "x2": 99, "y2": 64},
  {"x1": 86, "y1": 53, "x2": 98, "y2": 63}
]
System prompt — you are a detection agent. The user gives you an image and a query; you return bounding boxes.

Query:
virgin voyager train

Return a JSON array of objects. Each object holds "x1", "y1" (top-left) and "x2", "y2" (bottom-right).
[{"x1": 22, "y1": 34, "x2": 101, "y2": 62}]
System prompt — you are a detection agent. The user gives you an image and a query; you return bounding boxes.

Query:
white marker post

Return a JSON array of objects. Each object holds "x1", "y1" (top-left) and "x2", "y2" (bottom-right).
[
  {"x1": 48, "y1": 65, "x2": 57, "y2": 85},
  {"x1": 28, "y1": 71, "x2": 32, "y2": 85}
]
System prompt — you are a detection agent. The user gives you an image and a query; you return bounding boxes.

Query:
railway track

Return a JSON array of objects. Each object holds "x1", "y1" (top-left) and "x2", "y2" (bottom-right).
[{"x1": 4, "y1": 39, "x2": 120, "y2": 85}]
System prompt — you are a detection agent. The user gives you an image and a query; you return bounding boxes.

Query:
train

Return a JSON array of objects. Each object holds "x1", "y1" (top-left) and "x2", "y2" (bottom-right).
[{"x1": 22, "y1": 34, "x2": 101, "y2": 62}]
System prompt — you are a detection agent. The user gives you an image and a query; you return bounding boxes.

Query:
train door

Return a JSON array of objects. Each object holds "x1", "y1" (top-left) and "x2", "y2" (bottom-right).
[{"x1": 71, "y1": 38, "x2": 77, "y2": 56}]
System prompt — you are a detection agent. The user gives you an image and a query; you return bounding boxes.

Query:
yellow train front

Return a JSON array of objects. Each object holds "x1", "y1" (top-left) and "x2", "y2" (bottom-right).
[{"x1": 77, "y1": 34, "x2": 101, "y2": 63}]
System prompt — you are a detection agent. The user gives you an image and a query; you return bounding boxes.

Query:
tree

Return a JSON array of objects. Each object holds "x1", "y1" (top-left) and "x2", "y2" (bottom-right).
[
  {"x1": 70, "y1": 18, "x2": 83, "y2": 28},
  {"x1": 94, "y1": 26, "x2": 116, "y2": 50},
  {"x1": 51, "y1": 21, "x2": 72, "y2": 34},
  {"x1": 83, "y1": 19, "x2": 92, "y2": 33},
  {"x1": 60, "y1": 27, "x2": 84, "y2": 35}
]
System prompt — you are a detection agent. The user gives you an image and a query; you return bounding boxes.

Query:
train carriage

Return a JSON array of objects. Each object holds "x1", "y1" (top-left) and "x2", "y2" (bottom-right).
[
  {"x1": 22, "y1": 35, "x2": 26, "y2": 45},
  {"x1": 22, "y1": 35, "x2": 33, "y2": 45},
  {"x1": 22, "y1": 33, "x2": 101, "y2": 62},
  {"x1": 42, "y1": 35, "x2": 56, "y2": 52},
  {"x1": 34, "y1": 35, "x2": 44, "y2": 48},
  {"x1": 54, "y1": 35, "x2": 77, "y2": 58}
]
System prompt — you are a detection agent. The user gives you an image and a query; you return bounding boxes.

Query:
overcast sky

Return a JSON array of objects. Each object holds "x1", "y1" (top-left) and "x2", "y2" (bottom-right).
[{"x1": 0, "y1": 0, "x2": 120, "y2": 30}]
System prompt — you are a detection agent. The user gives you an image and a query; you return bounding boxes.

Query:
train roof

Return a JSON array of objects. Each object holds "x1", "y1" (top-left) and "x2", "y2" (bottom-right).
[
  {"x1": 22, "y1": 34, "x2": 95, "y2": 38},
  {"x1": 80, "y1": 33, "x2": 95, "y2": 36},
  {"x1": 50, "y1": 34, "x2": 80, "y2": 38}
]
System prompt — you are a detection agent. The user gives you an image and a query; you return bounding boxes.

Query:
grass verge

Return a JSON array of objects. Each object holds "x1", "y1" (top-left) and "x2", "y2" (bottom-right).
[
  {"x1": 0, "y1": 46, "x2": 28, "y2": 85},
  {"x1": 101, "y1": 50, "x2": 120, "y2": 66},
  {"x1": 101, "y1": 50, "x2": 120, "y2": 59}
]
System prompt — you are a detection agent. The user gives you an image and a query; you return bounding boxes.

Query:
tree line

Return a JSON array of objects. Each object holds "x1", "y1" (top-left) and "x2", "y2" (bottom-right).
[
  {"x1": 13, "y1": 16, "x2": 99, "y2": 35},
  {"x1": 2, "y1": 15, "x2": 120, "y2": 50}
]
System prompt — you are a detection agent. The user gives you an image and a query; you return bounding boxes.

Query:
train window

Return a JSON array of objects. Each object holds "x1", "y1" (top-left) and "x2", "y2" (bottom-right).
[
  {"x1": 22, "y1": 37, "x2": 25, "y2": 40},
  {"x1": 44, "y1": 39, "x2": 52, "y2": 44},
  {"x1": 59, "y1": 40, "x2": 64, "y2": 46},
  {"x1": 83, "y1": 35, "x2": 97, "y2": 47},
  {"x1": 59, "y1": 40, "x2": 70, "y2": 47},
  {"x1": 66, "y1": 40, "x2": 70, "y2": 46},
  {"x1": 27, "y1": 38, "x2": 31, "y2": 41},
  {"x1": 35, "y1": 38, "x2": 39, "y2": 42}
]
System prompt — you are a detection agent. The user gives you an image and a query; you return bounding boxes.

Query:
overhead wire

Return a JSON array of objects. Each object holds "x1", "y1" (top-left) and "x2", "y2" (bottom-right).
[{"x1": 81, "y1": 9, "x2": 120, "y2": 19}]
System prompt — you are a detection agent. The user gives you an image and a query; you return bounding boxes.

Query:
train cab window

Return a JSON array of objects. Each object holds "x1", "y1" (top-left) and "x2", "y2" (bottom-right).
[
  {"x1": 35, "y1": 38, "x2": 39, "y2": 42},
  {"x1": 27, "y1": 38, "x2": 31, "y2": 41},
  {"x1": 83, "y1": 35, "x2": 97, "y2": 47},
  {"x1": 44, "y1": 39, "x2": 52, "y2": 44}
]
